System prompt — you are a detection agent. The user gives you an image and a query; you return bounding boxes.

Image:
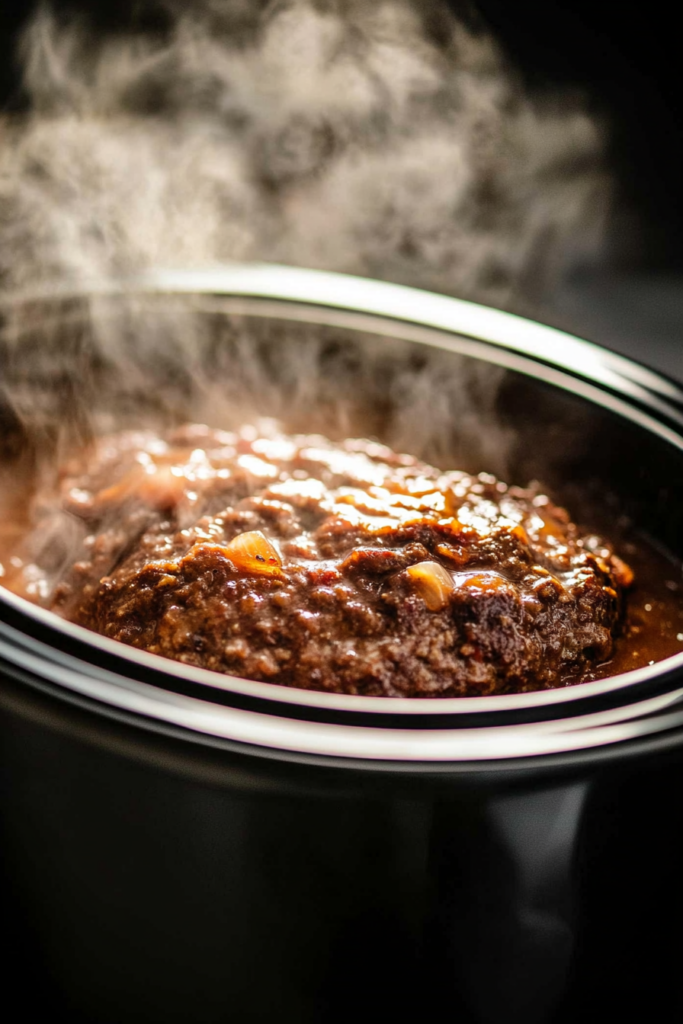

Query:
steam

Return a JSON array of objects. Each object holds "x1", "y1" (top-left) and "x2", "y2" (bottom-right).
[
  {"x1": 0, "y1": 0, "x2": 609, "y2": 304},
  {"x1": 0, "y1": 0, "x2": 612, "y2": 593}
]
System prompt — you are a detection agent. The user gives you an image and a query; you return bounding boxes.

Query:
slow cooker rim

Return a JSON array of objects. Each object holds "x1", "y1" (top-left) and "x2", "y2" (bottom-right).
[
  {"x1": 5, "y1": 631, "x2": 683, "y2": 776},
  {"x1": 3, "y1": 263, "x2": 682, "y2": 421},
  {"x1": 3, "y1": 584, "x2": 683, "y2": 726},
  {"x1": 2, "y1": 263, "x2": 683, "y2": 761}
]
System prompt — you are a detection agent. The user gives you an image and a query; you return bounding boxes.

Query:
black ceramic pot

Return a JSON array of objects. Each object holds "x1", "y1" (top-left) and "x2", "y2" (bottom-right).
[{"x1": 1, "y1": 266, "x2": 682, "y2": 1024}]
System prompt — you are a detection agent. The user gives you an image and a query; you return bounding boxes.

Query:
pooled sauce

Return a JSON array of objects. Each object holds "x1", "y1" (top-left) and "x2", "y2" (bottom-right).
[
  {"x1": 583, "y1": 538, "x2": 683, "y2": 681},
  {"x1": 1, "y1": 424, "x2": 682, "y2": 696}
]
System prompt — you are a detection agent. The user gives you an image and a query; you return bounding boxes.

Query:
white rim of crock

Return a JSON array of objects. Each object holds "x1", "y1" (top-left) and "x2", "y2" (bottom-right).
[{"x1": 1, "y1": 263, "x2": 683, "y2": 760}]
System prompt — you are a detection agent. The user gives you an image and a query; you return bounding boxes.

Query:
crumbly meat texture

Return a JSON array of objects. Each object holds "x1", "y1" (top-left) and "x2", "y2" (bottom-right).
[{"x1": 41, "y1": 424, "x2": 632, "y2": 697}]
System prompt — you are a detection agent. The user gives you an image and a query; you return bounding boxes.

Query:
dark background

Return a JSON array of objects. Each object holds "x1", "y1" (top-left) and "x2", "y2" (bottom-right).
[
  {"x1": 0, "y1": 0, "x2": 681, "y2": 376},
  {"x1": 2, "y1": 0, "x2": 680, "y2": 268},
  {"x1": 478, "y1": 1, "x2": 683, "y2": 272}
]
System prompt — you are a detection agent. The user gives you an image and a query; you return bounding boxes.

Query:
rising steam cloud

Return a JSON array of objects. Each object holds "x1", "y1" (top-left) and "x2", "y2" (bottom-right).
[{"x1": 0, "y1": 0, "x2": 609, "y2": 305}]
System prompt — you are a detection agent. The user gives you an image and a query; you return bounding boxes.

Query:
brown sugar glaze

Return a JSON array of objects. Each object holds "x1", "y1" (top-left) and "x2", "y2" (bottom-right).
[{"x1": 1, "y1": 423, "x2": 682, "y2": 696}]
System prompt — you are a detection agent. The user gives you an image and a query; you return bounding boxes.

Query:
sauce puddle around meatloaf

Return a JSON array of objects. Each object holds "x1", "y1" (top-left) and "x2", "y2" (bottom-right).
[{"x1": 3, "y1": 423, "x2": 637, "y2": 697}]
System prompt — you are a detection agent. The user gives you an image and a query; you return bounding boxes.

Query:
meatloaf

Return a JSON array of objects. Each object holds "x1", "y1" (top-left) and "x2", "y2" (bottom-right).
[{"x1": 33, "y1": 423, "x2": 631, "y2": 696}]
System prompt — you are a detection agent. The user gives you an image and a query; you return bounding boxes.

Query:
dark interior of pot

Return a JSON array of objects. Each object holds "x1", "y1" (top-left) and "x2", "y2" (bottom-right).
[{"x1": 1, "y1": 288, "x2": 682, "y2": 694}]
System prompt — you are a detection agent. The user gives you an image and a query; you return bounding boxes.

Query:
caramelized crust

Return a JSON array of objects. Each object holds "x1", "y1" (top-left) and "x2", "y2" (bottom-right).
[{"x1": 32, "y1": 424, "x2": 629, "y2": 696}]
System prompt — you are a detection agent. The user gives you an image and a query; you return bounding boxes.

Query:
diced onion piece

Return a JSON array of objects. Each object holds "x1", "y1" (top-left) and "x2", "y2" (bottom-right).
[
  {"x1": 92, "y1": 464, "x2": 187, "y2": 512},
  {"x1": 224, "y1": 530, "x2": 283, "y2": 575},
  {"x1": 509, "y1": 524, "x2": 530, "y2": 546},
  {"x1": 91, "y1": 465, "x2": 146, "y2": 508},
  {"x1": 406, "y1": 560, "x2": 454, "y2": 611},
  {"x1": 610, "y1": 554, "x2": 634, "y2": 589},
  {"x1": 138, "y1": 466, "x2": 188, "y2": 510},
  {"x1": 443, "y1": 488, "x2": 460, "y2": 517}
]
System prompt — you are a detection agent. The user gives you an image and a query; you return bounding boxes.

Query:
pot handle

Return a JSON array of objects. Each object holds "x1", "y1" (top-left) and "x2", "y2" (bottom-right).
[{"x1": 430, "y1": 780, "x2": 589, "y2": 1024}]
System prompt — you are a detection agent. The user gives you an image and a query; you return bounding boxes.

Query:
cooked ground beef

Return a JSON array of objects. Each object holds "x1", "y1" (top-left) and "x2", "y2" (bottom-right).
[{"x1": 37, "y1": 423, "x2": 632, "y2": 696}]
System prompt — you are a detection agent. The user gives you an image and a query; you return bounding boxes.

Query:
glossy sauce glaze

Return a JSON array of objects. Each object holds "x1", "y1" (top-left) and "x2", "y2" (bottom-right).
[{"x1": 1, "y1": 424, "x2": 682, "y2": 696}]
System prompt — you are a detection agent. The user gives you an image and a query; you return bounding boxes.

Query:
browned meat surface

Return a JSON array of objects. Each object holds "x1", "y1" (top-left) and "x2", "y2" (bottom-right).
[{"x1": 21, "y1": 424, "x2": 632, "y2": 696}]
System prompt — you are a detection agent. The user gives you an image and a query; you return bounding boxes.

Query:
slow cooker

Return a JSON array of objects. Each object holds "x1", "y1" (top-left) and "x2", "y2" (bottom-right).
[{"x1": 1, "y1": 265, "x2": 682, "y2": 1023}]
